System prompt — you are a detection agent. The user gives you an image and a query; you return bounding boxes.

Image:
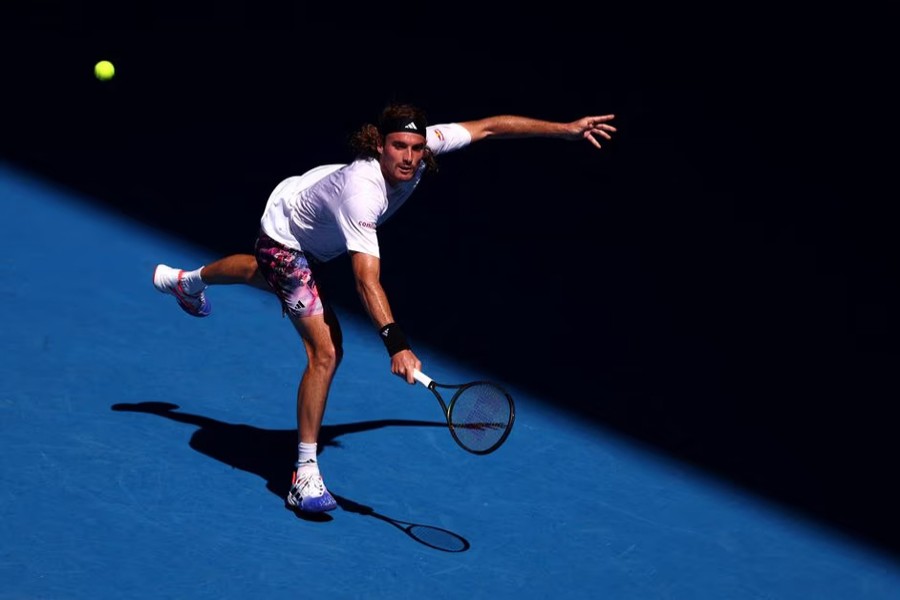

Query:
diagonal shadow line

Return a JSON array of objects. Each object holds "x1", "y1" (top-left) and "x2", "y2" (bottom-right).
[{"x1": 109, "y1": 401, "x2": 470, "y2": 550}]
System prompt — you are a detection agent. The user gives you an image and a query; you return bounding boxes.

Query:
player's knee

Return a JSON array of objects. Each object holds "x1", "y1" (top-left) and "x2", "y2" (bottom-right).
[{"x1": 309, "y1": 345, "x2": 341, "y2": 374}]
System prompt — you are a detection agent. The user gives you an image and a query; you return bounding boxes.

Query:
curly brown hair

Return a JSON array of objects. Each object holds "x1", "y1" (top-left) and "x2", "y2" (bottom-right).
[{"x1": 348, "y1": 103, "x2": 439, "y2": 173}]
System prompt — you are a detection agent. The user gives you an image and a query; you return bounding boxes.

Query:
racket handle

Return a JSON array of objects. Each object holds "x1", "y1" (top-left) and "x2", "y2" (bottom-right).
[{"x1": 412, "y1": 369, "x2": 432, "y2": 387}]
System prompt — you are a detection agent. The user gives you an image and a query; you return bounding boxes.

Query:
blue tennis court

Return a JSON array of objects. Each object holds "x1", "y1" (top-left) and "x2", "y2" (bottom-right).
[{"x1": 2, "y1": 160, "x2": 899, "y2": 598}]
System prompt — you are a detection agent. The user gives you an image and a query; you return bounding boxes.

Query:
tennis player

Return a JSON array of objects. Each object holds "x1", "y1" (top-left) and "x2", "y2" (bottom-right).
[{"x1": 152, "y1": 103, "x2": 616, "y2": 513}]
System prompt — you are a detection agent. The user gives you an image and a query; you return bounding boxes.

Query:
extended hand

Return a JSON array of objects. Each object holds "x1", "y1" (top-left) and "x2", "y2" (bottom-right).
[{"x1": 570, "y1": 114, "x2": 616, "y2": 149}]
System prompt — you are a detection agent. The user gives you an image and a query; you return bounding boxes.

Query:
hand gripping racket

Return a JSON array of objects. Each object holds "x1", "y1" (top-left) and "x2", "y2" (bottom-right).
[{"x1": 412, "y1": 369, "x2": 515, "y2": 455}]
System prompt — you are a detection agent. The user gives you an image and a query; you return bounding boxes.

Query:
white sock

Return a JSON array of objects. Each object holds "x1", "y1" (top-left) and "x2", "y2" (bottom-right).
[
  {"x1": 297, "y1": 442, "x2": 318, "y2": 470},
  {"x1": 180, "y1": 267, "x2": 207, "y2": 295}
]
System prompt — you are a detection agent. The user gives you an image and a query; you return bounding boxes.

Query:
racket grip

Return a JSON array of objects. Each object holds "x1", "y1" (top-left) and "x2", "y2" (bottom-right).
[{"x1": 412, "y1": 369, "x2": 432, "y2": 387}]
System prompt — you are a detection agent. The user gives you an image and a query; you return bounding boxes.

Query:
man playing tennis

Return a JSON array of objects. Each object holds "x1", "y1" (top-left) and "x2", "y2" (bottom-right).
[{"x1": 152, "y1": 103, "x2": 616, "y2": 513}]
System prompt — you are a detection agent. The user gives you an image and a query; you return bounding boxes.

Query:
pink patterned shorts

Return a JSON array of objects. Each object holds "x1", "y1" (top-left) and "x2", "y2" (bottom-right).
[{"x1": 254, "y1": 229, "x2": 324, "y2": 319}]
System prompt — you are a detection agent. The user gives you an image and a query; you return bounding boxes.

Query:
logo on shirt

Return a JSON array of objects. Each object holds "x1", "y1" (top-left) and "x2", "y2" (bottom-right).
[
  {"x1": 434, "y1": 128, "x2": 444, "y2": 141},
  {"x1": 358, "y1": 220, "x2": 376, "y2": 230}
]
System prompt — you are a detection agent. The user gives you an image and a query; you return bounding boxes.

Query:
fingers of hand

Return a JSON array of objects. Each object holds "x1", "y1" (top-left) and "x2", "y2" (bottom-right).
[
  {"x1": 583, "y1": 131, "x2": 602, "y2": 149},
  {"x1": 587, "y1": 123, "x2": 616, "y2": 134},
  {"x1": 402, "y1": 358, "x2": 421, "y2": 384},
  {"x1": 585, "y1": 115, "x2": 617, "y2": 136}
]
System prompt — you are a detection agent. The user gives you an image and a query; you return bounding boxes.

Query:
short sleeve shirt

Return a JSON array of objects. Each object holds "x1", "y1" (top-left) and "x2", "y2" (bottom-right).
[{"x1": 259, "y1": 122, "x2": 472, "y2": 261}]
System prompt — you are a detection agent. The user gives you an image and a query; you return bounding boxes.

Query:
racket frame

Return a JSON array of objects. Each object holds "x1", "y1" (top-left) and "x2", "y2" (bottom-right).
[{"x1": 413, "y1": 370, "x2": 515, "y2": 455}]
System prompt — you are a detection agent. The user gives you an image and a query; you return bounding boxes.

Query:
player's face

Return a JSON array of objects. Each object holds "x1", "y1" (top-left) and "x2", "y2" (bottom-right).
[{"x1": 378, "y1": 132, "x2": 427, "y2": 186}]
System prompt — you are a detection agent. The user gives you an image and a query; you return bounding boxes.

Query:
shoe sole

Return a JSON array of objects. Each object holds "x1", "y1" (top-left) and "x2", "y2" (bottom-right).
[{"x1": 286, "y1": 483, "x2": 337, "y2": 513}]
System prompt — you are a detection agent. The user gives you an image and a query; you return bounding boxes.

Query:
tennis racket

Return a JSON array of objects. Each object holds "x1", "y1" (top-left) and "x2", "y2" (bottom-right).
[{"x1": 412, "y1": 369, "x2": 515, "y2": 455}]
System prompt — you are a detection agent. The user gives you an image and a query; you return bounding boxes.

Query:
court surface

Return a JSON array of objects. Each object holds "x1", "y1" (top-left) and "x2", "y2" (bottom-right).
[{"x1": 2, "y1": 161, "x2": 899, "y2": 599}]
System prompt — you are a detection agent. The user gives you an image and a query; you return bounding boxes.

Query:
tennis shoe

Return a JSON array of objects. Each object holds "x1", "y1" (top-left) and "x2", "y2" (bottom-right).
[
  {"x1": 152, "y1": 264, "x2": 211, "y2": 318},
  {"x1": 286, "y1": 467, "x2": 337, "y2": 513}
]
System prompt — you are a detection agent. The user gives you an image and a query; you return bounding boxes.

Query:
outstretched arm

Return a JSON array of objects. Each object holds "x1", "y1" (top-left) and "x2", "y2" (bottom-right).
[
  {"x1": 350, "y1": 250, "x2": 422, "y2": 384},
  {"x1": 458, "y1": 114, "x2": 616, "y2": 149}
]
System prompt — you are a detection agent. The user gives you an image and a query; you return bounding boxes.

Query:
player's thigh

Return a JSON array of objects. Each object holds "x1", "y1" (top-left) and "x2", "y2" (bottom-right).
[{"x1": 290, "y1": 307, "x2": 343, "y2": 359}]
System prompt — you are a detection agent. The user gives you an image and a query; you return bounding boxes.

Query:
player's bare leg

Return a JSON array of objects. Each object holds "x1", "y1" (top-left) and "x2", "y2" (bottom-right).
[
  {"x1": 285, "y1": 306, "x2": 343, "y2": 513},
  {"x1": 200, "y1": 253, "x2": 269, "y2": 291}
]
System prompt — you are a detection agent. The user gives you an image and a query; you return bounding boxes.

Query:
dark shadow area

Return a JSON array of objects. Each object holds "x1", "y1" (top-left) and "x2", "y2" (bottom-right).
[
  {"x1": 7, "y1": 5, "x2": 898, "y2": 556},
  {"x1": 109, "y1": 401, "x2": 443, "y2": 499},
  {"x1": 109, "y1": 401, "x2": 467, "y2": 547}
]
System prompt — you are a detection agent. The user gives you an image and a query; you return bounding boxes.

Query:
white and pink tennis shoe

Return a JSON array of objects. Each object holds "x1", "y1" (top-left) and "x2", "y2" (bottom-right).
[{"x1": 152, "y1": 264, "x2": 211, "y2": 318}]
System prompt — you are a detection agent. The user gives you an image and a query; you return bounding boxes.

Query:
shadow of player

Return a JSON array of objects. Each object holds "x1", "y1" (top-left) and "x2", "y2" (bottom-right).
[{"x1": 110, "y1": 401, "x2": 470, "y2": 550}]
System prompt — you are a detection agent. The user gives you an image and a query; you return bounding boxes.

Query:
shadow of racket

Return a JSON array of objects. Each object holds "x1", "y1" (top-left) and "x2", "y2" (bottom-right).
[{"x1": 333, "y1": 494, "x2": 470, "y2": 552}]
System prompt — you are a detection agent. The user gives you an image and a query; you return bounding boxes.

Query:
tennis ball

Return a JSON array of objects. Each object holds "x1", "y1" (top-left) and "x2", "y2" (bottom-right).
[{"x1": 94, "y1": 60, "x2": 115, "y2": 81}]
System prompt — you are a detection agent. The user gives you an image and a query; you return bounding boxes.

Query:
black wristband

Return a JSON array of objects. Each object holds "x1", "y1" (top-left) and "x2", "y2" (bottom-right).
[{"x1": 379, "y1": 322, "x2": 411, "y2": 356}]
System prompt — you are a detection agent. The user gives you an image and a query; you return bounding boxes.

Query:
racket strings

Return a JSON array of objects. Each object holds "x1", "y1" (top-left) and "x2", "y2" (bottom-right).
[{"x1": 449, "y1": 383, "x2": 513, "y2": 452}]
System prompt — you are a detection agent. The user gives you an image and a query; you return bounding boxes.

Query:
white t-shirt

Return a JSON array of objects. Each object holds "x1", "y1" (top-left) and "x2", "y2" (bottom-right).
[{"x1": 259, "y1": 122, "x2": 472, "y2": 261}]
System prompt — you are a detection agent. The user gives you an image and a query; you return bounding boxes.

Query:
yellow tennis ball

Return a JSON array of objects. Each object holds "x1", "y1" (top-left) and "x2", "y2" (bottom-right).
[{"x1": 94, "y1": 60, "x2": 115, "y2": 81}]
